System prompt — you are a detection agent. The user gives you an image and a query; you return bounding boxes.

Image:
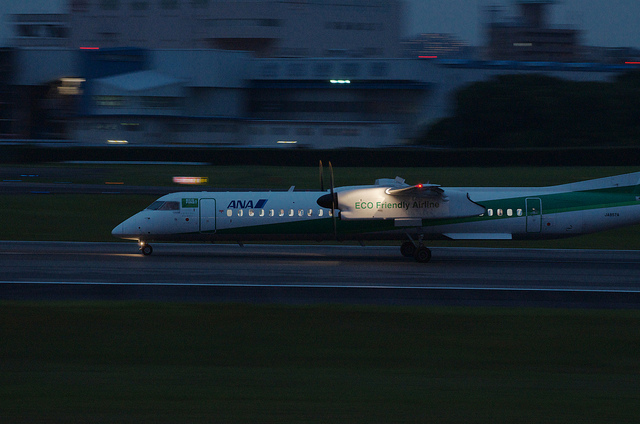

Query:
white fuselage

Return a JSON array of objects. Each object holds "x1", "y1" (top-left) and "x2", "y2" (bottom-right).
[{"x1": 112, "y1": 172, "x2": 640, "y2": 244}]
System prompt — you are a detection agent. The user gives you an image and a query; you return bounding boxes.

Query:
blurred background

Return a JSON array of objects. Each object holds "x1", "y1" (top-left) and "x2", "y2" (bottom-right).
[{"x1": 0, "y1": 0, "x2": 638, "y2": 151}]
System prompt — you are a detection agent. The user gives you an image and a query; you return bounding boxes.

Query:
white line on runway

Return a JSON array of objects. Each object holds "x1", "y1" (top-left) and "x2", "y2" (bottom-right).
[{"x1": 2, "y1": 281, "x2": 640, "y2": 294}]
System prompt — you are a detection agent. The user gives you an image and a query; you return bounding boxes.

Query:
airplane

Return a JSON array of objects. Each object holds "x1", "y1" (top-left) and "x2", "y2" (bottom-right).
[{"x1": 112, "y1": 163, "x2": 640, "y2": 262}]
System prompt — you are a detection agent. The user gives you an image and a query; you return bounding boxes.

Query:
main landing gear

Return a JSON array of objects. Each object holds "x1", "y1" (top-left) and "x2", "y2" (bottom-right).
[
  {"x1": 139, "y1": 241, "x2": 153, "y2": 256},
  {"x1": 400, "y1": 235, "x2": 432, "y2": 263}
]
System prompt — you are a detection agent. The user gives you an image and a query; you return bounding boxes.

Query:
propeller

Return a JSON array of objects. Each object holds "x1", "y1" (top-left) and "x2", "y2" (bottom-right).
[
  {"x1": 328, "y1": 161, "x2": 337, "y2": 238},
  {"x1": 316, "y1": 161, "x2": 338, "y2": 239}
]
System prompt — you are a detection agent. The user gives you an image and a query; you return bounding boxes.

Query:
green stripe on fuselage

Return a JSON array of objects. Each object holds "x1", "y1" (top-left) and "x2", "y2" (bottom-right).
[
  {"x1": 188, "y1": 183, "x2": 640, "y2": 236},
  {"x1": 420, "y1": 184, "x2": 640, "y2": 228},
  {"x1": 214, "y1": 217, "x2": 398, "y2": 236}
]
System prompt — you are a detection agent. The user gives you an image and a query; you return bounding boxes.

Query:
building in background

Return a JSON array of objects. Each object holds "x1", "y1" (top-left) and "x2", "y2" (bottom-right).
[
  {"x1": 485, "y1": 1, "x2": 581, "y2": 62},
  {"x1": 11, "y1": 13, "x2": 69, "y2": 48},
  {"x1": 72, "y1": 49, "x2": 429, "y2": 148},
  {"x1": 0, "y1": 48, "x2": 16, "y2": 139},
  {"x1": 2, "y1": 0, "x2": 639, "y2": 148},
  {"x1": 4, "y1": 47, "x2": 632, "y2": 149},
  {"x1": 65, "y1": 0, "x2": 401, "y2": 58},
  {"x1": 402, "y1": 33, "x2": 472, "y2": 59}
]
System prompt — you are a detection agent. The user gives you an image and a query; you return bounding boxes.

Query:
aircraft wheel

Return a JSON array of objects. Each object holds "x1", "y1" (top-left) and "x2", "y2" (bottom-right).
[
  {"x1": 414, "y1": 246, "x2": 432, "y2": 263},
  {"x1": 141, "y1": 244, "x2": 153, "y2": 256},
  {"x1": 400, "y1": 241, "x2": 416, "y2": 257}
]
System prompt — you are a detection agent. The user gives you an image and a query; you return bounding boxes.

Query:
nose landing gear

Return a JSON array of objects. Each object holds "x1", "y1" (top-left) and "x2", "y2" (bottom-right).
[{"x1": 139, "y1": 241, "x2": 153, "y2": 256}]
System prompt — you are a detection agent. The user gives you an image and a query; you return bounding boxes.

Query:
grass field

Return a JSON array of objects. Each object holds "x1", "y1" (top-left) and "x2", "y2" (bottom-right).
[
  {"x1": 0, "y1": 194, "x2": 156, "y2": 241},
  {"x1": 2, "y1": 303, "x2": 640, "y2": 423}
]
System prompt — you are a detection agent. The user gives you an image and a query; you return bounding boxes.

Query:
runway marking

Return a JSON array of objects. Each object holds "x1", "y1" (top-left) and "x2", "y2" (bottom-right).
[{"x1": 2, "y1": 281, "x2": 640, "y2": 294}]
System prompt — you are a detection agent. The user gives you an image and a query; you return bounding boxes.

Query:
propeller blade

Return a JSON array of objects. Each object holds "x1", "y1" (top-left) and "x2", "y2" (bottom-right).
[
  {"x1": 316, "y1": 161, "x2": 338, "y2": 239},
  {"x1": 329, "y1": 161, "x2": 337, "y2": 239},
  {"x1": 330, "y1": 161, "x2": 336, "y2": 190},
  {"x1": 319, "y1": 160, "x2": 324, "y2": 192},
  {"x1": 332, "y1": 209, "x2": 337, "y2": 238}
]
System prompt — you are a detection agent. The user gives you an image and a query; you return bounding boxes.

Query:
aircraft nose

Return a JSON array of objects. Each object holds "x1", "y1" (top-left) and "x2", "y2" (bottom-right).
[
  {"x1": 112, "y1": 215, "x2": 140, "y2": 239},
  {"x1": 112, "y1": 222, "x2": 124, "y2": 237}
]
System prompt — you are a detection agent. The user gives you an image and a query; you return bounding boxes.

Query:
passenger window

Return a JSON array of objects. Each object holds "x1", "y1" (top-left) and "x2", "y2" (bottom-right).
[
  {"x1": 279, "y1": 209, "x2": 285, "y2": 217},
  {"x1": 288, "y1": 209, "x2": 294, "y2": 217},
  {"x1": 259, "y1": 209, "x2": 265, "y2": 217},
  {"x1": 307, "y1": 209, "x2": 313, "y2": 217},
  {"x1": 237, "y1": 209, "x2": 243, "y2": 217},
  {"x1": 248, "y1": 209, "x2": 255, "y2": 217},
  {"x1": 269, "y1": 209, "x2": 275, "y2": 217},
  {"x1": 298, "y1": 209, "x2": 304, "y2": 217},
  {"x1": 319, "y1": 209, "x2": 324, "y2": 217},
  {"x1": 517, "y1": 209, "x2": 523, "y2": 216},
  {"x1": 497, "y1": 209, "x2": 503, "y2": 217},
  {"x1": 487, "y1": 209, "x2": 493, "y2": 217},
  {"x1": 507, "y1": 209, "x2": 513, "y2": 217},
  {"x1": 227, "y1": 210, "x2": 232, "y2": 217}
]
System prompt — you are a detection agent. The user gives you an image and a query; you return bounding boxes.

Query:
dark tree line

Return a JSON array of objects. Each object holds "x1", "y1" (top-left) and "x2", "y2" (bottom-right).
[{"x1": 419, "y1": 72, "x2": 640, "y2": 148}]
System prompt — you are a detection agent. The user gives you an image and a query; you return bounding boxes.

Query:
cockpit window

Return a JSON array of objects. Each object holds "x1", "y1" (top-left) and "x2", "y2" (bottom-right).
[
  {"x1": 146, "y1": 201, "x2": 180, "y2": 211},
  {"x1": 159, "y1": 201, "x2": 180, "y2": 211},
  {"x1": 146, "y1": 201, "x2": 165, "y2": 210}
]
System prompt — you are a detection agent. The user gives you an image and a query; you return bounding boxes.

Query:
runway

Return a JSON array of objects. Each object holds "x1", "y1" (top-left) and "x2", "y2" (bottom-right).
[{"x1": 1, "y1": 241, "x2": 640, "y2": 308}]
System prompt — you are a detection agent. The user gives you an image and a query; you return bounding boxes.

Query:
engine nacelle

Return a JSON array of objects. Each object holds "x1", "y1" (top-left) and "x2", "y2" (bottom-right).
[{"x1": 337, "y1": 187, "x2": 485, "y2": 220}]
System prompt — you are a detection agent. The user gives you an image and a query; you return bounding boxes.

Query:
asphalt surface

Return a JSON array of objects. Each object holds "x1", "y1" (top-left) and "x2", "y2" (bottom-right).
[{"x1": 1, "y1": 241, "x2": 640, "y2": 308}]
